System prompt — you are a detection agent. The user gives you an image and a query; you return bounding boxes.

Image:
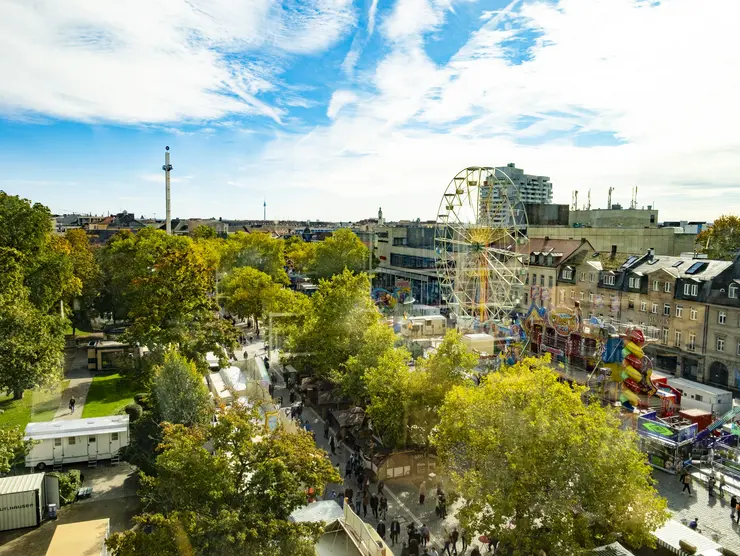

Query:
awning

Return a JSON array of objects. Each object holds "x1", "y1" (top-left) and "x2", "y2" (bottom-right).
[{"x1": 652, "y1": 520, "x2": 722, "y2": 555}]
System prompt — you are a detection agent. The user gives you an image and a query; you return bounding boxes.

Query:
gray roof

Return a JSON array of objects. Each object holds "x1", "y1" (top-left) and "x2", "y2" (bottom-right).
[
  {"x1": 25, "y1": 416, "x2": 129, "y2": 440},
  {"x1": 633, "y1": 255, "x2": 731, "y2": 281},
  {"x1": 591, "y1": 542, "x2": 635, "y2": 555},
  {"x1": 0, "y1": 473, "x2": 45, "y2": 495}
]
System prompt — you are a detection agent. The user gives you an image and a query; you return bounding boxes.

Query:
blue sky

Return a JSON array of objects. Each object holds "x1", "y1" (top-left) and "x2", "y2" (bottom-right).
[{"x1": 1, "y1": 0, "x2": 739, "y2": 222}]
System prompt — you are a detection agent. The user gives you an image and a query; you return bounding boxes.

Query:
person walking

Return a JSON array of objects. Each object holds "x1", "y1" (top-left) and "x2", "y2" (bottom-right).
[
  {"x1": 720, "y1": 474, "x2": 727, "y2": 497},
  {"x1": 379, "y1": 494, "x2": 388, "y2": 520},
  {"x1": 451, "y1": 527, "x2": 459, "y2": 552},
  {"x1": 443, "y1": 534, "x2": 452, "y2": 556},
  {"x1": 731, "y1": 495, "x2": 737, "y2": 520},
  {"x1": 69, "y1": 397, "x2": 76, "y2": 414},
  {"x1": 345, "y1": 486, "x2": 354, "y2": 505},
  {"x1": 430, "y1": 547, "x2": 440, "y2": 556},
  {"x1": 329, "y1": 434, "x2": 336, "y2": 455},
  {"x1": 401, "y1": 542, "x2": 410, "y2": 556},
  {"x1": 354, "y1": 496, "x2": 362, "y2": 515},
  {"x1": 376, "y1": 518, "x2": 387, "y2": 540},
  {"x1": 323, "y1": 422, "x2": 330, "y2": 439},
  {"x1": 370, "y1": 492, "x2": 379, "y2": 519},
  {"x1": 421, "y1": 524, "x2": 430, "y2": 546},
  {"x1": 409, "y1": 535, "x2": 420, "y2": 556},
  {"x1": 708, "y1": 475, "x2": 716, "y2": 497},
  {"x1": 362, "y1": 490, "x2": 369, "y2": 518},
  {"x1": 419, "y1": 480, "x2": 427, "y2": 505},
  {"x1": 682, "y1": 472, "x2": 692, "y2": 495},
  {"x1": 390, "y1": 518, "x2": 401, "y2": 546},
  {"x1": 460, "y1": 528, "x2": 470, "y2": 553},
  {"x1": 345, "y1": 460, "x2": 353, "y2": 480}
]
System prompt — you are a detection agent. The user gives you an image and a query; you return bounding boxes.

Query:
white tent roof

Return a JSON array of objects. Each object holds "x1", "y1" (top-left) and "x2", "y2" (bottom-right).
[
  {"x1": 25, "y1": 416, "x2": 129, "y2": 441},
  {"x1": 220, "y1": 366, "x2": 248, "y2": 394},
  {"x1": 289, "y1": 500, "x2": 344, "y2": 524}
]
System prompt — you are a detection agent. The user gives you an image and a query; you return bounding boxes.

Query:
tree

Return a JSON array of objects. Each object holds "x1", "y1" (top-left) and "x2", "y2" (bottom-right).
[
  {"x1": 107, "y1": 404, "x2": 340, "y2": 556},
  {"x1": 433, "y1": 356, "x2": 669, "y2": 555},
  {"x1": 0, "y1": 426, "x2": 33, "y2": 474},
  {"x1": 0, "y1": 248, "x2": 65, "y2": 398},
  {"x1": 64, "y1": 229, "x2": 100, "y2": 332},
  {"x1": 220, "y1": 267, "x2": 279, "y2": 335},
  {"x1": 309, "y1": 229, "x2": 368, "y2": 280},
  {"x1": 191, "y1": 225, "x2": 217, "y2": 240},
  {"x1": 364, "y1": 347, "x2": 413, "y2": 448},
  {"x1": 223, "y1": 232, "x2": 288, "y2": 284},
  {"x1": 284, "y1": 237, "x2": 316, "y2": 274},
  {"x1": 285, "y1": 270, "x2": 379, "y2": 379},
  {"x1": 153, "y1": 351, "x2": 213, "y2": 427},
  {"x1": 98, "y1": 228, "x2": 237, "y2": 366},
  {"x1": 697, "y1": 215, "x2": 740, "y2": 260}
]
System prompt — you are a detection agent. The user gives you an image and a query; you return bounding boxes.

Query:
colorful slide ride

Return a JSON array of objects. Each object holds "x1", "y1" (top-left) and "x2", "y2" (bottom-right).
[{"x1": 612, "y1": 328, "x2": 657, "y2": 411}]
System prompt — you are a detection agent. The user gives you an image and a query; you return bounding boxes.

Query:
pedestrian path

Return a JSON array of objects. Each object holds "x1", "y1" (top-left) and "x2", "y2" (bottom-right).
[{"x1": 54, "y1": 349, "x2": 93, "y2": 420}]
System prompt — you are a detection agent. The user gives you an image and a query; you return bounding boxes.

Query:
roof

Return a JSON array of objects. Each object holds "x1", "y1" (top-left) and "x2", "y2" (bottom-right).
[
  {"x1": 591, "y1": 542, "x2": 635, "y2": 555},
  {"x1": 592, "y1": 252, "x2": 634, "y2": 271},
  {"x1": 209, "y1": 372, "x2": 232, "y2": 400},
  {"x1": 679, "y1": 408, "x2": 713, "y2": 417},
  {"x1": 289, "y1": 500, "x2": 344, "y2": 524},
  {"x1": 220, "y1": 366, "x2": 248, "y2": 394},
  {"x1": 653, "y1": 519, "x2": 722, "y2": 554},
  {"x1": 25, "y1": 416, "x2": 129, "y2": 440},
  {"x1": 93, "y1": 340, "x2": 128, "y2": 349},
  {"x1": 46, "y1": 518, "x2": 109, "y2": 556},
  {"x1": 520, "y1": 237, "x2": 588, "y2": 262},
  {"x1": 634, "y1": 255, "x2": 732, "y2": 281},
  {"x1": 0, "y1": 473, "x2": 45, "y2": 495},
  {"x1": 668, "y1": 378, "x2": 732, "y2": 397},
  {"x1": 331, "y1": 407, "x2": 365, "y2": 428}
]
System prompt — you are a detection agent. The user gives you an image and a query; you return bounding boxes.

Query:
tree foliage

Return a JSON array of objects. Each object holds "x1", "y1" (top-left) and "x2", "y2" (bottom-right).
[
  {"x1": 191, "y1": 225, "x2": 217, "y2": 240},
  {"x1": 0, "y1": 426, "x2": 33, "y2": 474},
  {"x1": 98, "y1": 228, "x2": 237, "y2": 365},
  {"x1": 433, "y1": 356, "x2": 668, "y2": 555},
  {"x1": 696, "y1": 215, "x2": 740, "y2": 260},
  {"x1": 0, "y1": 248, "x2": 65, "y2": 398},
  {"x1": 107, "y1": 404, "x2": 340, "y2": 556},
  {"x1": 64, "y1": 229, "x2": 100, "y2": 331},
  {"x1": 364, "y1": 347, "x2": 413, "y2": 448},
  {"x1": 223, "y1": 232, "x2": 288, "y2": 284},
  {"x1": 285, "y1": 270, "x2": 378, "y2": 379},
  {"x1": 284, "y1": 236, "x2": 316, "y2": 274},
  {"x1": 153, "y1": 351, "x2": 212, "y2": 427},
  {"x1": 309, "y1": 229, "x2": 368, "y2": 280}
]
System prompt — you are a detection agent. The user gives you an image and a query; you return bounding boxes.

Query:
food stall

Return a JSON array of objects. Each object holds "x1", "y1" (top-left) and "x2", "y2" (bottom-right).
[{"x1": 637, "y1": 411, "x2": 697, "y2": 474}]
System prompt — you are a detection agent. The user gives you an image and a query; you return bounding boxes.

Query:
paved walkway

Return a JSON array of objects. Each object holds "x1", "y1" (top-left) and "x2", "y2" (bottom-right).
[{"x1": 54, "y1": 348, "x2": 93, "y2": 420}]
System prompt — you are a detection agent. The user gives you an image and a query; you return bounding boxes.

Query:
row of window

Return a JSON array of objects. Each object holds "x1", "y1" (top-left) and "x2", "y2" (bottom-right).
[
  {"x1": 53, "y1": 432, "x2": 119, "y2": 447},
  {"x1": 579, "y1": 273, "x2": 740, "y2": 300},
  {"x1": 389, "y1": 254, "x2": 436, "y2": 269},
  {"x1": 527, "y1": 274, "x2": 554, "y2": 288}
]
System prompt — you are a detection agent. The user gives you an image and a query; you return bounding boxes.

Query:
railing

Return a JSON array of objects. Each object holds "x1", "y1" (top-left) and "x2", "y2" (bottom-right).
[{"x1": 343, "y1": 500, "x2": 391, "y2": 555}]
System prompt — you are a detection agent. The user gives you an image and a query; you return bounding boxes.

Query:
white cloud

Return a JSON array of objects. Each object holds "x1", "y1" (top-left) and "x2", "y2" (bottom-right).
[
  {"x1": 0, "y1": 0, "x2": 355, "y2": 124},
  {"x1": 241, "y1": 0, "x2": 740, "y2": 221},
  {"x1": 368, "y1": 0, "x2": 380, "y2": 35},
  {"x1": 326, "y1": 90, "x2": 359, "y2": 119}
]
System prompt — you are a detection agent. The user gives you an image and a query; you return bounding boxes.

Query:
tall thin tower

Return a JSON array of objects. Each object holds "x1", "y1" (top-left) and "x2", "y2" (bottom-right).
[
  {"x1": 162, "y1": 146, "x2": 173, "y2": 234},
  {"x1": 263, "y1": 199, "x2": 266, "y2": 221}
]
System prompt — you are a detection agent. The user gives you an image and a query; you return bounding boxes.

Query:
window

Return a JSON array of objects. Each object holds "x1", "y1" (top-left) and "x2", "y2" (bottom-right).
[
  {"x1": 628, "y1": 298, "x2": 635, "y2": 309},
  {"x1": 629, "y1": 276, "x2": 639, "y2": 288},
  {"x1": 524, "y1": 293, "x2": 528, "y2": 304},
  {"x1": 532, "y1": 274, "x2": 537, "y2": 286},
  {"x1": 559, "y1": 290, "x2": 565, "y2": 303},
  {"x1": 695, "y1": 394, "x2": 704, "y2": 402},
  {"x1": 663, "y1": 304, "x2": 671, "y2": 316},
  {"x1": 603, "y1": 274, "x2": 615, "y2": 286},
  {"x1": 88, "y1": 436, "x2": 96, "y2": 444},
  {"x1": 562, "y1": 269, "x2": 573, "y2": 280},
  {"x1": 640, "y1": 301, "x2": 647, "y2": 312},
  {"x1": 653, "y1": 280, "x2": 660, "y2": 291},
  {"x1": 651, "y1": 303, "x2": 658, "y2": 314},
  {"x1": 683, "y1": 283, "x2": 699, "y2": 296},
  {"x1": 589, "y1": 292, "x2": 594, "y2": 303},
  {"x1": 580, "y1": 291, "x2": 585, "y2": 301},
  {"x1": 530, "y1": 254, "x2": 535, "y2": 263},
  {"x1": 719, "y1": 311, "x2": 727, "y2": 325},
  {"x1": 730, "y1": 284, "x2": 738, "y2": 299},
  {"x1": 589, "y1": 272, "x2": 596, "y2": 283},
  {"x1": 570, "y1": 289, "x2": 575, "y2": 299},
  {"x1": 665, "y1": 282, "x2": 672, "y2": 293},
  {"x1": 717, "y1": 337, "x2": 725, "y2": 352},
  {"x1": 675, "y1": 330, "x2": 681, "y2": 347},
  {"x1": 540, "y1": 275, "x2": 544, "y2": 287},
  {"x1": 68, "y1": 437, "x2": 76, "y2": 445},
  {"x1": 548, "y1": 276, "x2": 554, "y2": 288},
  {"x1": 525, "y1": 274, "x2": 529, "y2": 285},
  {"x1": 112, "y1": 432, "x2": 119, "y2": 441},
  {"x1": 54, "y1": 438, "x2": 62, "y2": 447},
  {"x1": 580, "y1": 272, "x2": 586, "y2": 282},
  {"x1": 690, "y1": 307, "x2": 698, "y2": 321},
  {"x1": 662, "y1": 328, "x2": 669, "y2": 344},
  {"x1": 688, "y1": 333, "x2": 696, "y2": 351},
  {"x1": 675, "y1": 305, "x2": 682, "y2": 318}
]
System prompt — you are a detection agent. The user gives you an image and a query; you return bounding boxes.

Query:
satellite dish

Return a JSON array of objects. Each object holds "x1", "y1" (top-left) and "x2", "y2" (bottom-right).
[{"x1": 165, "y1": 146, "x2": 170, "y2": 151}]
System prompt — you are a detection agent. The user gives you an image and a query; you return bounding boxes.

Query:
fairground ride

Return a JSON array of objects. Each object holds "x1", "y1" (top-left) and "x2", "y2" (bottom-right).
[{"x1": 435, "y1": 167, "x2": 528, "y2": 331}]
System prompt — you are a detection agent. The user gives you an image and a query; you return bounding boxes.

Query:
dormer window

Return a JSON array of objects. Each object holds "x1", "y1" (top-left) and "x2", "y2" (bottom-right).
[
  {"x1": 730, "y1": 284, "x2": 738, "y2": 299},
  {"x1": 628, "y1": 276, "x2": 639, "y2": 288},
  {"x1": 562, "y1": 269, "x2": 573, "y2": 280}
]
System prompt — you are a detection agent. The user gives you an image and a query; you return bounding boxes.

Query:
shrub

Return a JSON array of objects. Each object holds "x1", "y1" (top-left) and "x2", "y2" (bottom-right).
[
  {"x1": 49, "y1": 469, "x2": 81, "y2": 505},
  {"x1": 134, "y1": 393, "x2": 151, "y2": 410},
  {"x1": 124, "y1": 403, "x2": 143, "y2": 422}
]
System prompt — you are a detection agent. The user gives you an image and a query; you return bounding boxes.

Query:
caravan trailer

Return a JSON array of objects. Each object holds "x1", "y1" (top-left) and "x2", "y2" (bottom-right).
[
  {"x1": 667, "y1": 377, "x2": 733, "y2": 417},
  {"x1": 24, "y1": 416, "x2": 129, "y2": 470}
]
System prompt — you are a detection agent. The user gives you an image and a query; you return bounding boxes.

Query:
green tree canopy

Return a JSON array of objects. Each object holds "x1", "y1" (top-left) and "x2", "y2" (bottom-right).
[
  {"x1": 309, "y1": 229, "x2": 369, "y2": 280},
  {"x1": 64, "y1": 229, "x2": 100, "y2": 331},
  {"x1": 0, "y1": 426, "x2": 33, "y2": 474},
  {"x1": 220, "y1": 267, "x2": 278, "y2": 335},
  {"x1": 285, "y1": 270, "x2": 378, "y2": 379},
  {"x1": 364, "y1": 346, "x2": 413, "y2": 448},
  {"x1": 0, "y1": 248, "x2": 65, "y2": 398},
  {"x1": 98, "y1": 228, "x2": 237, "y2": 365},
  {"x1": 697, "y1": 215, "x2": 740, "y2": 260},
  {"x1": 433, "y1": 356, "x2": 668, "y2": 554},
  {"x1": 153, "y1": 351, "x2": 213, "y2": 427},
  {"x1": 191, "y1": 225, "x2": 217, "y2": 240},
  {"x1": 223, "y1": 231, "x2": 288, "y2": 284},
  {"x1": 284, "y1": 236, "x2": 316, "y2": 274},
  {"x1": 107, "y1": 404, "x2": 340, "y2": 556}
]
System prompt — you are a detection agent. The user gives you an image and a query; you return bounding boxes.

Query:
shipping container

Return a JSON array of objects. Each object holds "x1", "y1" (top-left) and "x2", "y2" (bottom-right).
[{"x1": 0, "y1": 474, "x2": 46, "y2": 532}]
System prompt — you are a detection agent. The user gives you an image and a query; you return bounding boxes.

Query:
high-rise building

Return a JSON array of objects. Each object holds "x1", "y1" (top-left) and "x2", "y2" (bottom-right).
[{"x1": 478, "y1": 163, "x2": 553, "y2": 223}]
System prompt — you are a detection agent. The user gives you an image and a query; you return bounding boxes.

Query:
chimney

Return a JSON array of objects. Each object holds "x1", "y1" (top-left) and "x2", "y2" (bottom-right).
[
  {"x1": 544, "y1": 236, "x2": 550, "y2": 242},
  {"x1": 610, "y1": 244, "x2": 617, "y2": 258},
  {"x1": 648, "y1": 247, "x2": 654, "y2": 260}
]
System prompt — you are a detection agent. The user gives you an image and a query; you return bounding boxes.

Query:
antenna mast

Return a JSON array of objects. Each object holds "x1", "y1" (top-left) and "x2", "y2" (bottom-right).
[
  {"x1": 587, "y1": 189, "x2": 591, "y2": 210},
  {"x1": 607, "y1": 186, "x2": 614, "y2": 209},
  {"x1": 162, "y1": 146, "x2": 173, "y2": 234},
  {"x1": 263, "y1": 199, "x2": 267, "y2": 222}
]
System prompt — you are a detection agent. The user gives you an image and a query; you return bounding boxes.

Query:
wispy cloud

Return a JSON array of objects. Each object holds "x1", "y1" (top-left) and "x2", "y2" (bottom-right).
[
  {"x1": 327, "y1": 90, "x2": 358, "y2": 119},
  {"x1": 368, "y1": 0, "x2": 380, "y2": 35}
]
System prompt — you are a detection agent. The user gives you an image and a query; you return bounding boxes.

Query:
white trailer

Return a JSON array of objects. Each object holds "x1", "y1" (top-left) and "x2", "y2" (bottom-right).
[
  {"x1": 0, "y1": 473, "x2": 59, "y2": 532},
  {"x1": 668, "y1": 377, "x2": 733, "y2": 416},
  {"x1": 24, "y1": 416, "x2": 129, "y2": 470}
]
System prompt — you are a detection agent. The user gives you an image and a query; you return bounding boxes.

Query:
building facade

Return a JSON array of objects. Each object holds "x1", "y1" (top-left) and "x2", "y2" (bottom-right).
[{"x1": 479, "y1": 163, "x2": 553, "y2": 205}]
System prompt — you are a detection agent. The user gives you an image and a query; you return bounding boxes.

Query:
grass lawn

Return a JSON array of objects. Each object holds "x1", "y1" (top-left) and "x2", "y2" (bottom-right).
[
  {"x1": 0, "y1": 380, "x2": 70, "y2": 429},
  {"x1": 63, "y1": 323, "x2": 97, "y2": 337},
  {"x1": 82, "y1": 373, "x2": 137, "y2": 418}
]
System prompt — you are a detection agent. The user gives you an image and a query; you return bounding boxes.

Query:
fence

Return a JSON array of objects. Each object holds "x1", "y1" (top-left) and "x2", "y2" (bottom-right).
[{"x1": 342, "y1": 500, "x2": 391, "y2": 555}]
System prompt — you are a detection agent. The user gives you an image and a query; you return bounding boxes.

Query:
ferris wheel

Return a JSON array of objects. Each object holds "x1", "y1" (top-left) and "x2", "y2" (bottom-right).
[{"x1": 435, "y1": 167, "x2": 529, "y2": 328}]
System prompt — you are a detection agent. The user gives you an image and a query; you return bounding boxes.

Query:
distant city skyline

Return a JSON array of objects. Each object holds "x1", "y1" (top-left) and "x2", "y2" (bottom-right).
[{"x1": 1, "y1": 0, "x2": 739, "y2": 222}]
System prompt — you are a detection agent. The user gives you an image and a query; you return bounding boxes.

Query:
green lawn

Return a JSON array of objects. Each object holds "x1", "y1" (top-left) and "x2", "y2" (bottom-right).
[
  {"x1": 63, "y1": 323, "x2": 97, "y2": 337},
  {"x1": 82, "y1": 373, "x2": 137, "y2": 418},
  {"x1": 0, "y1": 380, "x2": 70, "y2": 430}
]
